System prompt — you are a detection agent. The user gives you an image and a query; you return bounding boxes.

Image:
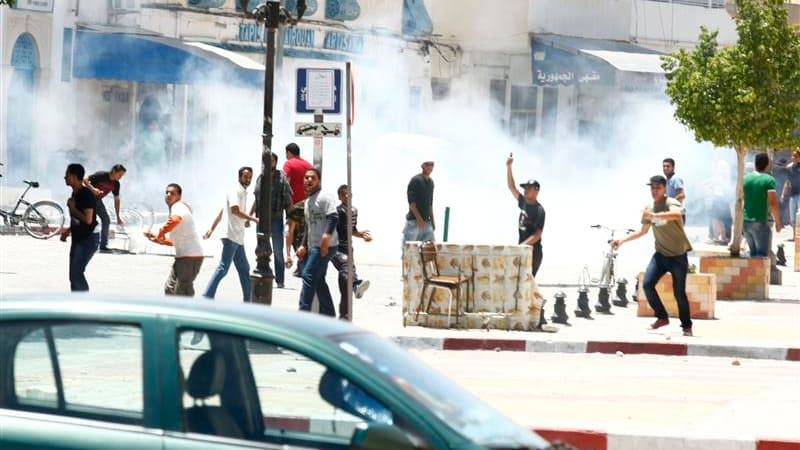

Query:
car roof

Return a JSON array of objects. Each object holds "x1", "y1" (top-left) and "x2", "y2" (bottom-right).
[{"x1": 0, "y1": 293, "x2": 364, "y2": 339}]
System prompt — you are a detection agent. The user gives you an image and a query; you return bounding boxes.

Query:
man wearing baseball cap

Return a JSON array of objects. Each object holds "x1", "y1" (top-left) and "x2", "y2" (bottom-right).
[
  {"x1": 612, "y1": 175, "x2": 694, "y2": 336},
  {"x1": 402, "y1": 160, "x2": 436, "y2": 244},
  {"x1": 506, "y1": 155, "x2": 545, "y2": 277}
]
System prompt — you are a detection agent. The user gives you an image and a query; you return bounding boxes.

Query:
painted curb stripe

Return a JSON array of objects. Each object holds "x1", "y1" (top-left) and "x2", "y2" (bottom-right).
[
  {"x1": 264, "y1": 416, "x2": 310, "y2": 432},
  {"x1": 688, "y1": 344, "x2": 788, "y2": 361},
  {"x1": 586, "y1": 341, "x2": 688, "y2": 356},
  {"x1": 532, "y1": 428, "x2": 608, "y2": 450},
  {"x1": 786, "y1": 348, "x2": 800, "y2": 361},
  {"x1": 757, "y1": 439, "x2": 800, "y2": 450},
  {"x1": 442, "y1": 338, "x2": 526, "y2": 351}
]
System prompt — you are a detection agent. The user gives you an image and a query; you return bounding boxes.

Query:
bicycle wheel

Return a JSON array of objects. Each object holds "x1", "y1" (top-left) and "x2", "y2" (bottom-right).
[{"x1": 23, "y1": 200, "x2": 65, "y2": 239}]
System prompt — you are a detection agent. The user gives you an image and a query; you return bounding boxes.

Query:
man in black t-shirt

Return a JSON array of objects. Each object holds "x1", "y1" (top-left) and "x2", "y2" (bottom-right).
[
  {"x1": 85, "y1": 164, "x2": 126, "y2": 252},
  {"x1": 402, "y1": 160, "x2": 435, "y2": 244},
  {"x1": 61, "y1": 163, "x2": 98, "y2": 291},
  {"x1": 331, "y1": 185, "x2": 372, "y2": 320},
  {"x1": 506, "y1": 155, "x2": 546, "y2": 277}
]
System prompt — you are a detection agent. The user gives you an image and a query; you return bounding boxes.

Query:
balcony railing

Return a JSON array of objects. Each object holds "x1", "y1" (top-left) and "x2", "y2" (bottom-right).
[{"x1": 645, "y1": 0, "x2": 726, "y2": 8}]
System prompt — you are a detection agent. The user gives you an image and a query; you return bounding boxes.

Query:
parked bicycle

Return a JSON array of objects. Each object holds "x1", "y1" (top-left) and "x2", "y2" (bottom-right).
[
  {"x1": 588, "y1": 224, "x2": 635, "y2": 289},
  {"x1": 0, "y1": 164, "x2": 65, "y2": 239}
]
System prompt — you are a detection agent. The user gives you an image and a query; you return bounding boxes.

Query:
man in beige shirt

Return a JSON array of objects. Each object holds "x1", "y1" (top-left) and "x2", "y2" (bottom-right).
[{"x1": 612, "y1": 175, "x2": 694, "y2": 337}]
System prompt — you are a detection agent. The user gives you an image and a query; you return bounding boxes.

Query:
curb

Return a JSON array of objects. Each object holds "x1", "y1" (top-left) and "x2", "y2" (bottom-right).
[
  {"x1": 261, "y1": 416, "x2": 800, "y2": 450},
  {"x1": 533, "y1": 428, "x2": 800, "y2": 450},
  {"x1": 390, "y1": 336, "x2": 800, "y2": 362}
]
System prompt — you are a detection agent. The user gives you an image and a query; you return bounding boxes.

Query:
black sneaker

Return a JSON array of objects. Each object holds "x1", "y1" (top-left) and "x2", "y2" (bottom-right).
[{"x1": 98, "y1": 246, "x2": 112, "y2": 253}]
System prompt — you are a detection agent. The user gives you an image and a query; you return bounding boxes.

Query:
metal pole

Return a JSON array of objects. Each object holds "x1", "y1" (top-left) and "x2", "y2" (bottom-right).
[
  {"x1": 345, "y1": 62, "x2": 353, "y2": 321},
  {"x1": 313, "y1": 110, "x2": 323, "y2": 171},
  {"x1": 251, "y1": 0, "x2": 281, "y2": 305},
  {"x1": 443, "y1": 206, "x2": 450, "y2": 242}
]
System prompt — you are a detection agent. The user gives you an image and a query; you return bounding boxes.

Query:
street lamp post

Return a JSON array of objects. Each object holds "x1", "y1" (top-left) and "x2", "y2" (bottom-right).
[{"x1": 248, "y1": 0, "x2": 306, "y2": 305}]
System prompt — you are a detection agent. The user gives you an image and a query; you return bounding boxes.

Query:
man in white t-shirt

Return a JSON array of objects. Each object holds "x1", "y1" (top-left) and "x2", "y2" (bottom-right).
[
  {"x1": 145, "y1": 183, "x2": 205, "y2": 296},
  {"x1": 202, "y1": 167, "x2": 259, "y2": 302}
]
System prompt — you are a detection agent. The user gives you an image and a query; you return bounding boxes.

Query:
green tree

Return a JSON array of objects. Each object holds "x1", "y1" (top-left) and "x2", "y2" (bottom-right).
[
  {"x1": 662, "y1": 0, "x2": 800, "y2": 256},
  {"x1": 0, "y1": 0, "x2": 17, "y2": 6}
]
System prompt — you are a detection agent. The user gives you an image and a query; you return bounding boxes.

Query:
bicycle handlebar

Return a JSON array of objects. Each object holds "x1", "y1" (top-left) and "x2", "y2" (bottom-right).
[{"x1": 590, "y1": 224, "x2": 635, "y2": 234}]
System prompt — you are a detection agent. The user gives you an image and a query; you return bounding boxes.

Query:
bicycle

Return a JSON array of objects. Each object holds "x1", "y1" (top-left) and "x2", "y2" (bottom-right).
[
  {"x1": 0, "y1": 166, "x2": 65, "y2": 239},
  {"x1": 575, "y1": 224, "x2": 635, "y2": 315}
]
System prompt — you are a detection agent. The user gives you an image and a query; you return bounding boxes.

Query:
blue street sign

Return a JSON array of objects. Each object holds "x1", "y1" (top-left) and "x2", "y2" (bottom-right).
[{"x1": 296, "y1": 68, "x2": 342, "y2": 114}]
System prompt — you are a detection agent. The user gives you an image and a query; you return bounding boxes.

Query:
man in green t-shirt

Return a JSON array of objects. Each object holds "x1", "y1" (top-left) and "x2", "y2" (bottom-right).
[
  {"x1": 612, "y1": 175, "x2": 694, "y2": 337},
  {"x1": 743, "y1": 153, "x2": 782, "y2": 257}
]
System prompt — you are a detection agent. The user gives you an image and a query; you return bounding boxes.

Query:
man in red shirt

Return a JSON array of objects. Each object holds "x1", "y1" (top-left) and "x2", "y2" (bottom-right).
[{"x1": 283, "y1": 143, "x2": 312, "y2": 276}]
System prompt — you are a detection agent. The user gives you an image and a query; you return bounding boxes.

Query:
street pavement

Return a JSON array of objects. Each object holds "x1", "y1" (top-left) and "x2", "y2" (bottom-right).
[{"x1": 1, "y1": 226, "x2": 799, "y2": 449}]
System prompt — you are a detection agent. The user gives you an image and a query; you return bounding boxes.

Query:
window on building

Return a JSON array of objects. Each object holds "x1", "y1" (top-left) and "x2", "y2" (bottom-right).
[
  {"x1": 509, "y1": 85, "x2": 537, "y2": 141},
  {"x1": 489, "y1": 79, "x2": 507, "y2": 127},
  {"x1": 431, "y1": 78, "x2": 450, "y2": 101}
]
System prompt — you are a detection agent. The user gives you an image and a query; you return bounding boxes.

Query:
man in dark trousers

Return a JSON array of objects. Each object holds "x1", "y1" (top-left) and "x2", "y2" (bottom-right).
[
  {"x1": 283, "y1": 143, "x2": 312, "y2": 276},
  {"x1": 60, "y1": 163, "x2": 98, "y2": 291},
  {"x1": 84, "y1": 164, "x2": 126, "y2": 252},
  {"x1": 296, "y1": 168, "x2": 338, "y2": 317},
  {"x1": 331, "y1": 184, "x2": 372, "y2": 319},
  {"x1": 506, "y1": 155, "x2": 545, "y2": 277},
  {"x1": 612, "y1": 175, "x2": 694, "y2": 336},
  {"x1": 251, "y1": 153, "x2": 293, "y2": 288},
  {"x1": 402, "y1": 160, "x2": 435, "y2": 244}
]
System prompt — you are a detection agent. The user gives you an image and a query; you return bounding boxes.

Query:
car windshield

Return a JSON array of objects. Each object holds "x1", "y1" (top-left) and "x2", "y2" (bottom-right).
[{"x1": 331, "y1": 333, "x2": 549, "y2": 449}]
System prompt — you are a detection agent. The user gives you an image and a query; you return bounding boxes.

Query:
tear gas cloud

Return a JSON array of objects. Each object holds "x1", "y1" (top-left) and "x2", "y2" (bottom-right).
[{"x1": 30, "y1": 39, "x2": 736, "y2": 281}]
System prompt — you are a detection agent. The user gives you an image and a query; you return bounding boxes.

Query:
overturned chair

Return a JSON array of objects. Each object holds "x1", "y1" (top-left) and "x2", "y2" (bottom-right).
[{"x1": 415, "y1": 240, "x2": 474, "y2": 327}]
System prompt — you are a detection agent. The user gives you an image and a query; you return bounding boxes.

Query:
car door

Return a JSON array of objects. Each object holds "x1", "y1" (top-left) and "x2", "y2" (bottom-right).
[
  {"x1": 163, "y1": 327, "x2": 428, "y2": 450},
  {"x1": 0, "y1": 320, "x2": 162, "y2": 450}
]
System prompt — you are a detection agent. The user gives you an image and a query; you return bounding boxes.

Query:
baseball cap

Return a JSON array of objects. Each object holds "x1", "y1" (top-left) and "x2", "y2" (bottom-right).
[
  {"x1": 519, "y1": 179, "x2": 540, "y2": 189},
  {"x1": 647, "y1": 175, "x2": 667, "y2": 186}
]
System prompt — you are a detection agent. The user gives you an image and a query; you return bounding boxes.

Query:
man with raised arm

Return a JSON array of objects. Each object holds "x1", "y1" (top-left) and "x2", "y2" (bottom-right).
[{"x1": 506, "y1": 155, "x2": 545, "y2": 277}]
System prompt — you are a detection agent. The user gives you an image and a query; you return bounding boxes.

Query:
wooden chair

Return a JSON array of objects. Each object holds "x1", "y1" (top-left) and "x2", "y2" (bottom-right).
[{"x1": 415, "y1": 241, "x2": 473, "y2": 327}]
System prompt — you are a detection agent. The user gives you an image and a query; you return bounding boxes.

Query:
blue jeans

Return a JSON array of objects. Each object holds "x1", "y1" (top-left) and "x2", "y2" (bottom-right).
[
  {"x1": 298, "y1": 247, "x2": 336, "y2": 316},
  {"x1": 271, "y1": 217, "x2": 285, "y2": 285},
  {"x1": 402, "y1": 218, "x2": 435, "y2": 244},
  {"x1": 790, "y1": 194, "x2": 800, "y2": 226},
  {"x1": 95, "y1": 198, "x2": 111, "y2": 248},
  {"x1": 642, "y1": 252, "x2": 692, "y2": 330},
  {"x1": 203, "y1": 238, "x2": 251, "y2": 302},
  {"x1": 743, "y1": 220, "x2": 771, "y2": 257},
  {"x1": 70, "y1": 234, "x2": 99, "y2": 291}
]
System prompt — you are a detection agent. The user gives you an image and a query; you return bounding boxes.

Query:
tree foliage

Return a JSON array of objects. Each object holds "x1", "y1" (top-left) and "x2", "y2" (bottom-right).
[
  {"x1": 662, "y1": 0, "x2": 800, "y2": 256},
  {"x1": 0, "y1": 0, "x2": 16, "y2": 7}
]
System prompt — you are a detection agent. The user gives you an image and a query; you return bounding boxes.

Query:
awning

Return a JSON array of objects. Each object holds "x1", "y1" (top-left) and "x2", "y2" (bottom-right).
[
  {"x1": 531, "y1": 34, "x2": 665, "y2": 87},
  {"x1": 72, "y1": 28, "x2": 265, "y2": 88}
]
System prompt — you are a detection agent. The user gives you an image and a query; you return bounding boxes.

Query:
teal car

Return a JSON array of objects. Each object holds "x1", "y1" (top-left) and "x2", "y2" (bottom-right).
[{"x1": 0, "y1": 295, "x2": 551, "y2": 450}]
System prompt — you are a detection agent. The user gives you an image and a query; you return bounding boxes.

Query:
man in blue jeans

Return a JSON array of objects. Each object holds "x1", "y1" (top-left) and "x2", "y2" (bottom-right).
[
  {"x1": 60, "y1": 163, "x2": 98, "y2": 291},
  {"x1": 202, "y1": 167, "x2": 259, "y2": 302},
  {"x1": 743, "y1": 152, "x2": 782, "y2": 256},
  {"x1": 296, "y1": 167, "x2": 338, "y2": 317},
  {"x1": 612, "y1": 175, "x2": 694, "y2": 336},
  {"x1": 402, "y1": 160, "x2": 435, "y2": 244},
  {"x1": 251, "y1": 153, "x2": 293, "y2": 288}
]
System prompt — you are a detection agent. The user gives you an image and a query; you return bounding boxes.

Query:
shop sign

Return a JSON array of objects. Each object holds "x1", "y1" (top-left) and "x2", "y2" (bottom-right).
[
  {"x1": 12, "y1": 0, "x2": 54, "y2": 12},
  {"x1": 322, "y1": 31, "x2": 363, "y2": 53}
]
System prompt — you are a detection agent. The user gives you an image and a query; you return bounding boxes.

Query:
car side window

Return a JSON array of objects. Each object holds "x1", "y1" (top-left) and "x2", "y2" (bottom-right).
[
  {"x1": 6, "y1": 322, "x2": 144, "y2": 423},
  {"x1": 177, "y1": 330, "x2": 393, "y2": 445}
]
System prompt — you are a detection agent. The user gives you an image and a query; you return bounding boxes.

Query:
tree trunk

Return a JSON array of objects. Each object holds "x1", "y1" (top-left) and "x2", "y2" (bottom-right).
[{"x1": 729, "y1": 145, "x2": 747, "y2": 257}]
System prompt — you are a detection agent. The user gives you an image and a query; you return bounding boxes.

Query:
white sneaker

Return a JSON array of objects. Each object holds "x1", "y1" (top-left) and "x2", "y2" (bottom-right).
[{"x1": 354, "y1": 280, "x2": 370, "y2": 299}]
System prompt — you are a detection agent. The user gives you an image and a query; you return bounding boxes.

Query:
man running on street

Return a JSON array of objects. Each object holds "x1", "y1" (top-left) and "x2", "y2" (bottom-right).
[
  {"x1": 331, "y1": 184, "x2": 372, "y2": 320},
  {"x1": 84, "y1": 164, "x2": 126, "y2": 252},
  {"x1": 612, "y1": 175, "x2": 694, "y2": 337}
]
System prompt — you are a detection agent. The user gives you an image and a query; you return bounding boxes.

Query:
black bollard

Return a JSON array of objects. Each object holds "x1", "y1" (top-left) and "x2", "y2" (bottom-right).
[
  {"x1": 536, "y1": 299, "x2": 548, "y2": 330},
  {"x1": 777, "y1": 244, "x2": 787, "y2": 267},
  {"x1": 551, "y1": 291, "x2": 570, "y2": 325},
  {"x1": 575, "y1": 287, "x2": 593, "y2": 319},
  {"x1": 612, "y1": 278, "x2": 629, "y2": 307},
  {"x1": 595, "y1": 286, "x2": 613, "y2": 314}
]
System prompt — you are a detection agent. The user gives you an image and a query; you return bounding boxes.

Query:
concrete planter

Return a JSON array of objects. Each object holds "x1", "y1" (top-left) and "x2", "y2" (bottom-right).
[
  {"x1": 699, "y1": 256, "x2": 770, "y2": 300},
  {"x1": 402, "y1": 242, "x2": 543, "y2": 330},
  {"x1": 636, "y1": 272, "x2": 716, "y2": 319}
]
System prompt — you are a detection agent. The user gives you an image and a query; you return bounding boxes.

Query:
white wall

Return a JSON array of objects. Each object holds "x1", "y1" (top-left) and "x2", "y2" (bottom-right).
[
  {"x1": 529, "y1": 0, "x2": 632, "y2": 41},
  {"x1": 631, "y1": 1, "x2": 737, "y2": 50},
  {"x1": 428, "y1": 0, "x2": 530, "y2": 53}
]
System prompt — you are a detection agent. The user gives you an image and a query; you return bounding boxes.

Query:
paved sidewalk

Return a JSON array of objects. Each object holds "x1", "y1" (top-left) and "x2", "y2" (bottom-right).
[{"x1": 1, "y1": 231, "x2": 798, "y2": 362}]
